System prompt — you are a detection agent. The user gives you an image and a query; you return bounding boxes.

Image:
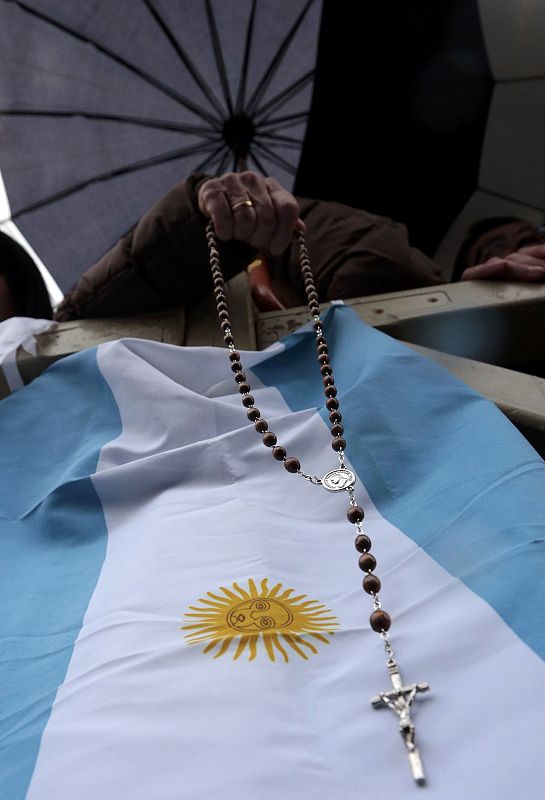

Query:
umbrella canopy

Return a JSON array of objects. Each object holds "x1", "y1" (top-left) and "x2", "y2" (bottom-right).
[
  {"x1": 434, "y1": 0, "x2": 545, "y2": 276},
  {"x1": 296, "y1": 0, "x2": 495, "y2": 259},
  {"x1": 0, "y1": 0, "x2": 322, "y2": 292},
  {"x1": 296, "y1": 0, "x2": 545, "y2": 275}
]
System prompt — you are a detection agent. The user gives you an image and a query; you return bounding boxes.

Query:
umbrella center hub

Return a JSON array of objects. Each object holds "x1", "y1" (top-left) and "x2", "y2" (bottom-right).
[{"x1": 223, "y1": 114, "x2": 256, "y2": 157}]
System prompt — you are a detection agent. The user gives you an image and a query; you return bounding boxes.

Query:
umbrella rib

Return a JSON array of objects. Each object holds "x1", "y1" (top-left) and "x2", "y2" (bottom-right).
[
  {"x1": 0, "y1": 109, "x2": 220, "y2": 138},
  {"x1": 478, "y1": 187, "x2": 545, "y2": 211},
  {"x1": 204, "y1": 0, "x2": 234, "y2": 116},
  {"x1": 254, "y1": 70, "x2": 314, "y2": 123},
  {"x1": 10, "y1": 138, "x2": 223, "y2": 218},
  {"x1": 252, "y1": 141, "x2": 298, "y2": 176},
  {"x1": 143, "y1": 0, "x2": 227, "y2": 119},
  {"x1": 194, "y1": 143, "x2": 230, "y2": 174},
  {"x1": 235, "y1": 0, "x2": 257, "y2": 114},
  {"x1": 258, "y1": 111, "x2": 309, "y2": 132},
  {"x1": 247, "y1": 147, "x2": 269, "y2": 177},
  {"x1": 499, "y1": 75, "x2": 545, "y2": 84},
  {"x1": 215, "y1": 148, "x2": 232, "y2": 176},
  {"x1": 256, "y1": 133, "x2": 303, "y2": 149},
  {"x1": 10, "y1": 0, "x2": 223, "y2": 129},
  {"x1": 245, "y1": 0, "x2": 317, "y2": 117}
]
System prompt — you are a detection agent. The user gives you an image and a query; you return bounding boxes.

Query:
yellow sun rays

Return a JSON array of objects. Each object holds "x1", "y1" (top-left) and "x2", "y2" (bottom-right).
[{"x1": 182, "y1": 578, "x2": 339, "y2": 662}]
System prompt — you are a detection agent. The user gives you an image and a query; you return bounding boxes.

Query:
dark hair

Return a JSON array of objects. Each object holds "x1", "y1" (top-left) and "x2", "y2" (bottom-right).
[
  {"x1": 452, "y1": 216, "x2": 523, "y2": 281},
  {"x1": 0, "y1": 230, "x2": 53, "y2": 319}
]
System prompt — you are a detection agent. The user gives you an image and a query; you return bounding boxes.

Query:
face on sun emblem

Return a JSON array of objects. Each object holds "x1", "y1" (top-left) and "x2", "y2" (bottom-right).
[
  {"x1": 228, "y1": 598, "x2": 294, "y2": 632},
  {"x1": 182, "y1": 578, "x2": 339, "y2": 662}
]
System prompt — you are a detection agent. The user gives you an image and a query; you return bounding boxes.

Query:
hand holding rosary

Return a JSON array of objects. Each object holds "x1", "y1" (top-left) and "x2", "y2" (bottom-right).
[{"x1": 205, "y1": 216, "x2": 430, "y2": 786}]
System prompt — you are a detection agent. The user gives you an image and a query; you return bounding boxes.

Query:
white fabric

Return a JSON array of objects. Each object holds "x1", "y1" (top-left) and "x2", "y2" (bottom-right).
[{"x1": 0, "y1": 316, "x2": 54, "y2": 392}]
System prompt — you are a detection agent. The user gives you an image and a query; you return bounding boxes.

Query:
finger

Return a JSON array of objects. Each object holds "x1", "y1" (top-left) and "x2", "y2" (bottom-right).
[
  {"x1": 222, "y1": 172, "x2": 257, "y2": 241},
  {"x1": 506, "y1": 250, "x2": 545, "y2": 267},
  {"x1": 265, "y1": 177, "x2": 300, "y2": 254},
  {"x1": 235, "y1": 172, "x2": 276, "y2": 249},
  {"x1": 237, "y1": 171, "x2": 277, "y2": 249},
  {"x1": 516, "y1": 243, "x2": 545, "y2": 258},
  {"x1": 198, "y1": 178, "x2": 233, "y2": 240},
  {"x1": 502, "y1": 261, "x2": 545, "y2": 281},
  {"x1": 461, "y1": 258, "x2": 545, "y2": 282},
  {"x1": 461, "y1": 258, "x2": 510, "y2": 281}
]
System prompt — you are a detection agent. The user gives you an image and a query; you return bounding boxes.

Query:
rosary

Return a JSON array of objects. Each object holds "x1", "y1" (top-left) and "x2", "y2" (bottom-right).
[{"x1": 205, "y1": 220, "x2": 430, "y2": 786}]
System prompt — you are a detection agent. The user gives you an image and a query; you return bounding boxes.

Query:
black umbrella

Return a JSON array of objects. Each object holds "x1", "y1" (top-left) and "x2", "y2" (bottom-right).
[
  {"x1": 296, "y1": 0, "x2": 495, "y2": 259},
  {"x1": 0, "y1": 0, "x2": 322, "y2": 292}
]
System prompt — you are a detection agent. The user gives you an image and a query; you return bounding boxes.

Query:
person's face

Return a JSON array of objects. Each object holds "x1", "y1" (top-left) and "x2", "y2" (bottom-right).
[
  {"x1": 0, "y1": 273, "x2": 16, "y2": 321},
  {"x1": 466, "y1": 221, "x2": 545, "y2": 268}
]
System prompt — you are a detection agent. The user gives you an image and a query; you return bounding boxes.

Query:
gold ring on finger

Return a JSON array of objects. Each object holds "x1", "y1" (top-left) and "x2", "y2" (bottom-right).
[{"x1": 231, "y1": 198, "x2": 254, "y2": 211}]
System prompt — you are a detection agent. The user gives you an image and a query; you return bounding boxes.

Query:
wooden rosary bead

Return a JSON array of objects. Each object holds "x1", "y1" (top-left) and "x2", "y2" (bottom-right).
[
  {"x1": 247, "y1": 408, "x2": 260, "y2": 422},
  {"x1": 224, "y1": 334, "x2": 235, "y2": 346},
  {"x1": 331, "y1": 423, "x2": 344, "y2": 437},
  {"x1": 220, "y1": 320, "x2": 231, "y2": 333},
  {"x1": 284, "y1": 457, "x2": 301, "y2": 473},
  {"x1": 229, "y1": 350, "x2": 240, "y2": 362},
  {"x1": 255, "y1": 419, "x2": 268, "y2": 433},
  {"x1": 363, "y1": 574, "x2": 381, "y2": 595},
  {"x1": 308, "y1": 291, "x2": 319, "y2": 302},
  {"x1": 317, "y1": 344, "x2": 328, "y2": 356},
  {"x1": 313, "y1": 320, "x2": 323, "y2": 331},
  {"x1": 326, "y1": 398, "x2": 339, "y2": 411},
  {"x1": 318, "y1": 354, "x2": 329, "y2": 366},
  {"x1": 323, "y1": 375, "x2": 334, "y2": 388},
  {"x1": 320, "y1": 364, "x2": 332, "y2": 376},
  {"x1": 217, "y1": 301, "x2": 228, "y2": 313},
  {"x1": 238, "y1": 383, "x2": 251, "y2": 394},
  {"x1": 242, "y1": 394, "x2": 255, "y2": 408},
  {"x1": 316, "y1": 336, "x2": 326, "y2": 346},
  {"x1": 309, "y1": 303, "x2": 320, "y2": 315},
  {"x1": 329, "y1": 410, "x2": 342, "y2": 423},
  {"x1": 213, "y1": 277, "x2": 224, "y2": 288},
  {"x1": 263, "y1": 431, "x2": 277, "y2": 447},
  {"x1": 215, "y1": 289, "x2": 226, "y2": 302},
  {"x1": 347, "y1": 505, "x2": 364, "y2": 524},
  {"x1": 272, "y1": 446, "x2": 286, "y2": 461},
  {"x1": 231, "y1": 361, "x2": 242, "y2": 373},
  {"x1": 332, "y1": 436, "x2": 346, "y2": 452},
  {"x1": 325, "y1": 386, "x2": 337, "y2": 398},
  {"x1": 355, "y1": 533, "x2": 372, "y2": 552},
  {"x1": 219, "y1": 310, "x2": 229, "y2": 321},
  {"x1": 370, "y1": 610, "x2": 391, "y2": 633},
  {"x1": 358, "y1": 552, "x2": 377, "y2": 572},
  {"x1": 234, "y1": 371, "x2": 246, "y2": 383}
]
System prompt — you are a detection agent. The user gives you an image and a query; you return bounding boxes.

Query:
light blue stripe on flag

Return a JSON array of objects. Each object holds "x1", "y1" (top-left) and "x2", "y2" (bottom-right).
[
  {"x1": 252, "y1": 305, "x2": 545, "y2": 660},
  {"x1": 0, "y1": 349, "x2": 121, "y2": 800}
]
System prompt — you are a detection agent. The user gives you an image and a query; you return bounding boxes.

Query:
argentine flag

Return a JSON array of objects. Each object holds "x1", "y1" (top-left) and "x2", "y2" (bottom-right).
[{"x1": 1, "y1": 305, "x2": 544, "y2": 799}]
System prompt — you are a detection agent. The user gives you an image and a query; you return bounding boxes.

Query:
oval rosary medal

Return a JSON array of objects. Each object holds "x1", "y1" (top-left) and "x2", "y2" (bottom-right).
[{"x1": 322, "y1": 468, "x2": 356, "y2": 492}]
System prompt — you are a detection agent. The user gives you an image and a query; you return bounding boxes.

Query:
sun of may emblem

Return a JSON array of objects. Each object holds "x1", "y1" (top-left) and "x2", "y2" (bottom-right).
[{"x1": 182, "y1": 578, "x2": 339, "y2": 662}]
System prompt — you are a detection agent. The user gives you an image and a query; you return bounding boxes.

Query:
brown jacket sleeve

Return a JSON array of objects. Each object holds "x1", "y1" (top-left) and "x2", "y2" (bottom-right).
[
  {"x1": 54, "y1": 173, "x2": 254, "y2": 321},
  {"x1": 284, "y1": 198, "x2": 442, "y2": 302}
]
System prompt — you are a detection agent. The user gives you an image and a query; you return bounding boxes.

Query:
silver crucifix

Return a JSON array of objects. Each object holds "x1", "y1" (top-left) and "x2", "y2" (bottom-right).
[{"x1": 370, "y1": 660, "x2": 430, "y2": 785}]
